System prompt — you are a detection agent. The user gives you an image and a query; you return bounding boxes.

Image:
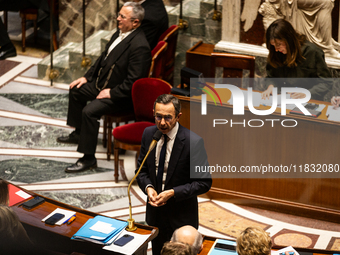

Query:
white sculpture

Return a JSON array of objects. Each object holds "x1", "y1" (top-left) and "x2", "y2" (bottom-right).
[
  {"x1": 258, "y1": 0, "x2": 283, "y2": 30},
  {"x1": 243, "y1": 0, "x2": 340, "y2": 58}
]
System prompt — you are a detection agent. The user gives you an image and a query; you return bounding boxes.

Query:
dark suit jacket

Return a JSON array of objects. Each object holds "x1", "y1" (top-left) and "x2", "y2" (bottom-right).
[
  {"x1": 141, "y1": 0, "x2": 169, "y2": 49},
  {"x1": 84, "y1": 27, "x2": 151, "y2": 104},
  {"x1": 137, "y1": 124, "x2": 212, "y2": 230}
]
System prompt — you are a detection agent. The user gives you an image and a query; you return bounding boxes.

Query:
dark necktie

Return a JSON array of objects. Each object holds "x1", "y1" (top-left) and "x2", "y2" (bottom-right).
[{"x1": 157, "y1": 134, "x2": 168, "y2": 194}]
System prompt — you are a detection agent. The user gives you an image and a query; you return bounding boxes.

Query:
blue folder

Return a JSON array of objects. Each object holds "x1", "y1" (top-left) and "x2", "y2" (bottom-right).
[{"x1": 71, "y1": 215, "x2": 128, "y2": 245}]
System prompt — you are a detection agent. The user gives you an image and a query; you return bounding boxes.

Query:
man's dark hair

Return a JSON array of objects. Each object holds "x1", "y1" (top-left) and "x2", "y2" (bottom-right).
[
  {"x1": 154, "y1": 94, "x2": 181, "y2": 117},
  {"x1": 123, "y1": 2, "x2": 145, "y2": 23}
]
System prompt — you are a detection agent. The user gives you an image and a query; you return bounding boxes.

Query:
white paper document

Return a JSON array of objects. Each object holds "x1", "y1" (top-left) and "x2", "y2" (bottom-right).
[
  {"x1": 228, "y1": 90, "x2": 262, "y2": 107},
  {"x1": 260, "y1": 95, "x2": 297, "y2": 110},
  {"x1": 16, "y1": 190, "x2": 31, "y2": 199},
  {"x1": 42, "y1": 208, "x2": 76, "y2": 225},
  {"x1": 271, "y1": 246, "x2": 300, "y2": 255},
  {"x1": 90, "y1": 221, "x2": 116, "y2": 234},
  {"x1": 326, "y1": 105, "x2": 340, "y2": 121},
  {"x1": 103, "y1": 229, "x2": 151, "y2": 255}
]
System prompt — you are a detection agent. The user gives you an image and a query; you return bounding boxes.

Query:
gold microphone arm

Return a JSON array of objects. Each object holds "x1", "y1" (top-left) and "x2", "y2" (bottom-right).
[{"x1": 126, "y1": 140, "x2": 157, "y2": 231}]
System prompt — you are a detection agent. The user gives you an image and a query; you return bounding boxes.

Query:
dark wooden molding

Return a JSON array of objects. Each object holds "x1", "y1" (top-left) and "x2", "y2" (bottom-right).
[{"x1": 207, "y1": 187, "x2": 340, "y2": 223}]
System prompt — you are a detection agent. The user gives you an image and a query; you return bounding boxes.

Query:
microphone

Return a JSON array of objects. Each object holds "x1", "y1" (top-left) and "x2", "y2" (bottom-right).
[
  {"x1": 126, "y1": 129, "x2": 162, "y2": 231},
  {"x1": 148, "y1": 130, "x2": 163, "y2": 151}
]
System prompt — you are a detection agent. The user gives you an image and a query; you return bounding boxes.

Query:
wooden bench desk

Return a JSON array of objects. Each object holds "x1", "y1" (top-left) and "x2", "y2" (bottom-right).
[{"x1": 8, "y1": 182, "x2": 157, "y2": 255}]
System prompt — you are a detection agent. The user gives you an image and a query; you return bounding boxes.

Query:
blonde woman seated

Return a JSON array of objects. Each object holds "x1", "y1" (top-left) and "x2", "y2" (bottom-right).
[
  {"x1": 237, "y1": 227, "x2": 295, "y2": 255},
  {"x1": 237, "y1": 227, "x2": 272, "y2": 255},
  {"x1": 161, "y1": 241, "x2": 194, "y2": 255}
]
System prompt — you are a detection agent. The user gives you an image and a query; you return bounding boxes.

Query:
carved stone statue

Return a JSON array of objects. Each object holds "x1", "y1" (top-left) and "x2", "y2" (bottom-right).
[
  {"x1": 242, "y1": 0, "x2": 340, "y2": 58},
  {"x1": 258, "y1": 0, "x2": 283, "y2": 30}
]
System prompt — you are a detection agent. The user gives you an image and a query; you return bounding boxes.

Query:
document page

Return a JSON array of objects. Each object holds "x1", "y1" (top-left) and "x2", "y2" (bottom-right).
[
  {"x1": 103, "y1": 229, "x2": 151, "y2": 254},
  {"x1": 326, "y1": 105, "x2": 340, "y2": 121},
  {"x1": 228, "y1": 90, "x2": 262, "y2": 107},
  {"x1": 271, "y1": 246, "x2": 299, "y2": 255}
]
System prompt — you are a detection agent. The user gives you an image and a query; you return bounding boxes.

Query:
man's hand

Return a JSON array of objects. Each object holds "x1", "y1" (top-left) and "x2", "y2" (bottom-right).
[
  {"x1": 147, "y1": 188, "x2": 175, "y2": 207},
  {"x1": 147, "y1": 187, "x2": 158, "y2": 207},
  {"x1": 154, "y1": 189, "x2": 175, "y2": 207},
  {"x1": 70, "y1": 77, "x2": 87, "y2": 89},
  {"x1": 96, "y1": 88, "x2": 111, "y2": 99}
]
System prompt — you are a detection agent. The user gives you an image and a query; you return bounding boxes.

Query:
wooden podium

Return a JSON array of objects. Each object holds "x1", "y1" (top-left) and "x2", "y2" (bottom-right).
[{"x1": 186, "y1": 41, "x2": 215, "y2": 78}]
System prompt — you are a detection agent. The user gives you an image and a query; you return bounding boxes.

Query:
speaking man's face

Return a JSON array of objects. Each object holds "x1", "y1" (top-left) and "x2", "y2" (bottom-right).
[{"x1": 154, "y1": 103, "x2": 182, "y2": 134}]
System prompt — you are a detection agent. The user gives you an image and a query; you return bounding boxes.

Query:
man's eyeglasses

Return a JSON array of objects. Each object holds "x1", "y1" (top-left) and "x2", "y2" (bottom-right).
[
  {"x1": 155, "y1": 114, "x2": 173, "y2": 122},
  {"x1": 118, "y1": 13, "x2": 136, "y2": 20}
]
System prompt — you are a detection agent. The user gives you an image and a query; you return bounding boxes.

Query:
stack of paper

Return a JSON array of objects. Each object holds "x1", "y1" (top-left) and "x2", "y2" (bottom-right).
[{"x1": 71, "y1": 215, "x2": 128, "y2": 245}]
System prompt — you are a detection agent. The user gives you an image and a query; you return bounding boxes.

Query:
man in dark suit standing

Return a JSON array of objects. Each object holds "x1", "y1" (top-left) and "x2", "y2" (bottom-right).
[
  {"x1": 136, "y1": 94, "x2": 212, "y2": 255},
  {"x1": 57, "y1": 2, "x2": 151, "y2": 173},
  {"x1": 136, "y1": 0, "x2": 168, "y2": 49}
]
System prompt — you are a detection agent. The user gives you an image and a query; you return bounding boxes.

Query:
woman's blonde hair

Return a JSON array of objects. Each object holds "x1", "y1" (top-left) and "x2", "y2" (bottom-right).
[{"x1": 236, "y1": 227, "x2": 272, "y2": 255}]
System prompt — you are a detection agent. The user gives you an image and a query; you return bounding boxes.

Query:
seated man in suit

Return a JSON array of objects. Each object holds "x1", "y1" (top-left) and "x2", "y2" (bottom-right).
[
  {"x1": 136, "y1": 94, "x2": 212, "y2": 255},
  {"x1": 171, "y1": 225, "x2": 203, "y2": 255},
  {"x1": 57, "y1": 2, "x2": 151, "y2": 173}
]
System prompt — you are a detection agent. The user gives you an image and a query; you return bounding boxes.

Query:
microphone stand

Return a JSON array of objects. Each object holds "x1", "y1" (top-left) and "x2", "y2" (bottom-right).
[
  {"x1": 126, "y1": 131, "x2": 162, "y2": 231},
  {"x1": 126, "y1": 149, "x2": 152, "y2": 231}
]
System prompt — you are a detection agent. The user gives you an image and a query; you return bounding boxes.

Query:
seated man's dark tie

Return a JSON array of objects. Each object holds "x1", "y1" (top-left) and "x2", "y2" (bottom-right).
[{"x1": 157, "y1": 134, "x2": 167, "y2": 194}]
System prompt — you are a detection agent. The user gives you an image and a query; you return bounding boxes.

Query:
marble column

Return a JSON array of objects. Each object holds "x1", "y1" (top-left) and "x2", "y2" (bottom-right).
[
  {"x1": 59, "y1": 0, "x2": 117, "y2": 46},
  {"x1": 221, "y1": 0, "x2": 240, "y2": 43}
]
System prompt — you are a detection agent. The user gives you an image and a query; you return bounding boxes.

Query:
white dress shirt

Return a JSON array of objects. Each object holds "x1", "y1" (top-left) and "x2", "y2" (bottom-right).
[
  {"x1": 106, "y1": 29, "x2": 135, "y2": 58},
  {"x1": 155, "y1": 122, "x2": 179, "y2": 188}
]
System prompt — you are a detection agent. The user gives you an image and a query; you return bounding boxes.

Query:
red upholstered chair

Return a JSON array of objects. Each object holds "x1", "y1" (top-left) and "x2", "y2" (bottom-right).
[
  {"x1": 102, "y1": 41, "x2": 168, "y2": 160},
  {"x1": 210, "y1": 52, "x2": 256, "y2": 87},
  {"x1": 149, "y1": 41, "x2": 167, "y2": 79},
  {"x1": 112, "y1": 78, "x2": 172, "y2": 182},
  {"x1": 158, "y1": 25, "x2": 179, "y2": 86}
]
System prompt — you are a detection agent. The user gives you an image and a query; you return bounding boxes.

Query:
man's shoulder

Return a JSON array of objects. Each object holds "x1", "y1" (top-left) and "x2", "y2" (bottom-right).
[
  {"x1": 144, "y1": 125, "x2": 158, "y2": 136},
  {"x1": 177, "y1": 124, "x2": 202, "y2": 142},
  {"x1": 130, "y1": 28, "x2": 150, "y2": 46}
]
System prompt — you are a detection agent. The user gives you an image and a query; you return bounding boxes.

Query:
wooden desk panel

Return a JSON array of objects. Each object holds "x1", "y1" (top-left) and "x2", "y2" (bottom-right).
[
  {"x1": 175, "y1": 93, "x2": 340, "y2": 222},
  {"x1": 9, "y1": 183, "x2": 157, "y2": 254}
]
